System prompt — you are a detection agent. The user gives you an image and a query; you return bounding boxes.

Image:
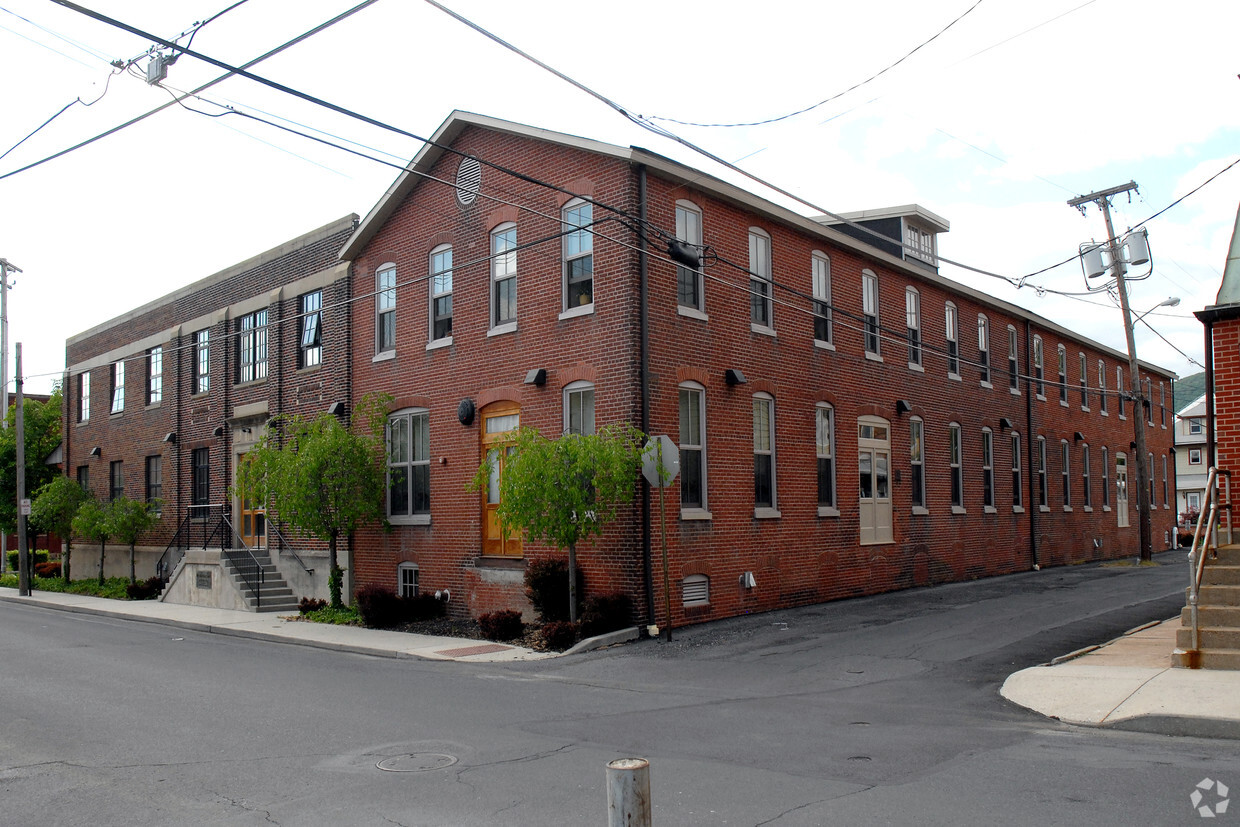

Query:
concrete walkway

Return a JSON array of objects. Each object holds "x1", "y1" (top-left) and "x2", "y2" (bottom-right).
[{"x1": 1002, "y1": 617, "x2": 1240, "y2": 738}]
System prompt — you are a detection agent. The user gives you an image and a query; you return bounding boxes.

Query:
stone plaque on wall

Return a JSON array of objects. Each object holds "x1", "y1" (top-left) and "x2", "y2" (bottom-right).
[{"x1": 196, "y1": 571, "x2": 212, "y2": 589}]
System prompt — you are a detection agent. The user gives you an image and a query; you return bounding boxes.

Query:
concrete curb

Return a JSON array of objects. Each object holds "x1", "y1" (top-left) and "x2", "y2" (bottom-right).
[{"x1": 562, "y1": 626, "x2": 641, "y2": 656}]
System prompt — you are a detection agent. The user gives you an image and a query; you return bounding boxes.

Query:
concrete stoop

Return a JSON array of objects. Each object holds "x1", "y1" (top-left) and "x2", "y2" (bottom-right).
[
  {"x1": 223, "y1": 550, "x2": 299, "y2": 613},
  {"x1": 1174, "y1": 545, "x2": 1240, "y2": 670}
]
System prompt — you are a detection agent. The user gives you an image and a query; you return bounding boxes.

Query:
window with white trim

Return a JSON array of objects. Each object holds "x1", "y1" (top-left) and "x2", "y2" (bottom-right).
[
  {"x1": 1189, "y1": 418, "x2": 1203, "y2": 435},
  {"x1": 387, "y1": 409, "x2": 430, "y2": 522},
  {"x1": 906, "y1": 287, "x2": 921, "y2": 367},
  {"x1": 978, "y1": 315, "x2": 990, "y2": 384},
  {"x1": 1011, "y1": 432, "x2": 1023, "y2": 509},
  {"x1": 812, "y1": 252, "x2": 831, "y2": 345},
  {"x1": 1145, "y1": 378, "x2": 1154, "y2": 425},
  {"x1": 1099, "y1": 360, "x2": 1108, "y2": 414},
  {"x1": 749, "y1": 228, "x2": 773, "y2": 329},
  {"x1": 862, "y1": 269, "x2": 879, "y2": 356},
  {"x1": 1148, "y1": 452, "x2": 1156, "y2": 506},
  {"x1": 237, "y1": 309, "x2": 268, "y2": 383},
  {"x1": 146, "y1": 346, "x2": 162, "y2": 406},
  {"x1": 946, "y1": 302, "x2": 959, "y2": 376},
  {"x1": 78, "y1": 371, "x2": 90, "y2": 422},
  {"x1": 1189, "y1": 448, "x2": 1203, "y2": 465},
  {"x1": 910, "y1": 417, "x2": 926, "y2": 510},
  {"x1": 1079, "y1": 352, "x2": 1088, "y2": 408},
  {"x1": 193, "y1": 329, "x2": 209, "y2": 394},
  {"x1": 1007, "y1": 325, "x2": 1019, "y2": 392},
  {"x1": 1162, "y1": 455, "x2": 1169, "y2": 507},
  {"x1": 491, "y1": 223, "x2": 517, "y2": 328},
  {"x1": 398, "y1": 563, "x2": 419, "y2": 598},
  {"x1": 816, "y1": 403, "x2": 836, "y2": 510},
  {"x1": 679, "y1": 383, "x2": 707, "y2": 512},
  {"x1": 1061, "y1": 439, "x2": 1071, "y2": 508},
  {"x1": 1082, "y1": 444, "x2": 1092, "y2": 508},
  {"x1": 1101, "y1": 446, "x2": 1110, "y2": 507},
  {"x1": 110, "y1": 360, "x2": 124, "y2": 414},
  {"x1": 676, "y1": 201, "x2": 704, "y2": 312},
  {"x1": 563, "y1": 198, "x2": 593, "y2": 310},
  {"x1": 1117, "y1": 366, "x2": 1126, "y2": 419},
  {"x1": 300, "y1": 290, "x2": 322, "y2": 369},
  {"x1": 1032, "y1": 336, "x2": 1044, "y2": 398},
  {"x1": 981, "y1": 427, "x2": 994, "y2": 509},
  {"x1": 430, "y1": 246, "x2": 453, "y2": 342},
  {"x1": 1036, "y1": 436, "x2": 1048, "y2": 508},
  {"x1": 564, "y1": 381, "x2": 595, "y2": 436},
  {"x1": 753, "y1": 393, "x2": 776, "y2": 510},
  {"x1": 1057, "y1": 345, "x2": 1067, "y2": 404},
  {"x1": 1160, "y1": 382, "x2": 1167, "y2": 427},
  {"x1": 949, "y1": 422, "x2": 963, "y2": 509},
  {"x1": 377, "y1": 265, "x2": 396, "y2": 353}
]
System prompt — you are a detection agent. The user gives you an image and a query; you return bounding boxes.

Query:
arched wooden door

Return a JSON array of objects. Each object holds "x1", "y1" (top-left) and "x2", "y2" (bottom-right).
[{"x1": 481, "y1": 402, "x2": 521, "y2": 557}]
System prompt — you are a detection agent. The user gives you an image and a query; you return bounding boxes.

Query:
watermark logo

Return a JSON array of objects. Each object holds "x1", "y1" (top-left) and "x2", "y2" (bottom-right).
[{"x1": 1192, "y1": 778, "x2": 1230, "y2": 818}]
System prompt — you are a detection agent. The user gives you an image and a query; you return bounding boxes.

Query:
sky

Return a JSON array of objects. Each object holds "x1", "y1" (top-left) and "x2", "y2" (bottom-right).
[{"x1": 1, "y1": 0, "x2": 1237, "y2": 396}]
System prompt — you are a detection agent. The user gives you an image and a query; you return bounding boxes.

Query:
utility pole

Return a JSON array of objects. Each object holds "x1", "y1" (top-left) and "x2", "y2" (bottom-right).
[
  {"x1": 0, "y1": 258, "x2": 19, "y2": 576},
  {"x1": 1068, "y1": 181, "x2": 1153, "y2": 561},
  {"x1": 16, "y1": 343, "x2": 28, "y2": 595}
]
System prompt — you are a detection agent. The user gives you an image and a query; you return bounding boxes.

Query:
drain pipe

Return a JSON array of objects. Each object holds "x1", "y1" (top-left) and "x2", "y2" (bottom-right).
[
  {"x1": 1024, "y1": 319, "x2": 1039, "y2": 569},
  {"x1": 637, "y1": 165, "x2": 655, "y2": 626}
]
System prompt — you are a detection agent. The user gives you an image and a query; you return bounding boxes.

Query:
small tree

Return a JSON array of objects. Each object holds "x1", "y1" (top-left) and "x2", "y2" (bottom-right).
[
  {"x1": 473, "y1": 423, "x2": 643, "y2": 622},
  {"x1": 29, "y1": 475, "x2": 90, "y2": 582},
  {"x1": 0, "y1": 388, "x2": 63, "y2": 546},
  {"x1": 107, "y1": 496, "x2": 159, "y2": 584},
  {"x1": 72, "y1": 499, "x2": 111, "y2": 585},
  {"x1": 235, "y1": 395, "x2": 388, "y2": 609}
]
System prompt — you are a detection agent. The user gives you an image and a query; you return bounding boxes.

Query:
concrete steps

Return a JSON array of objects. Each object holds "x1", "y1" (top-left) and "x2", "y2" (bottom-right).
[
  {"x1": 223, "y1": 550, "x2": 300, "y2": 613},
  {"x1": 1175, "y1": 543, "x2": 1240, "y2": 670}
]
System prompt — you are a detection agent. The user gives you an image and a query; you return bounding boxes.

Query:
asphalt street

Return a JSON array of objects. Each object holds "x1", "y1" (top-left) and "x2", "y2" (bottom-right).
[{"x1": 3, "y1": 552, "x2": 1237, "y2": 826}]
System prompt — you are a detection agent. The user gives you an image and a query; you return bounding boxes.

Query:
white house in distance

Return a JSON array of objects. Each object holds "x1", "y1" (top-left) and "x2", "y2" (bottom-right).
[{"x1": 1174, "y1": 394, "x2": 1209, "y2": 521}]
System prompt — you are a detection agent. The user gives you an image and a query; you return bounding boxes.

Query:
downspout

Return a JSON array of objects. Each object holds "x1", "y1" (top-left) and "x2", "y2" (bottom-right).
[
  {"x1": 1024, "y1": 320, "x2": 1038, "y2": 569},
  {"x1": 638, "y1": 164, "x2": 655, "y2": 625},
  {"x1": 1205, "y1": 319, "x2": 1216, "y2": 471}
]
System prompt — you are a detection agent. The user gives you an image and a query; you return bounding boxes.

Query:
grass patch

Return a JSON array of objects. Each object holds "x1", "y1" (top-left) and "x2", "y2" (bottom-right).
[
  {"x1": 301, "y1": 604, "x2": 362, "y2": 625},
  {"x1": 0, "y1": 574, "x2": 147, "y2": 600}
]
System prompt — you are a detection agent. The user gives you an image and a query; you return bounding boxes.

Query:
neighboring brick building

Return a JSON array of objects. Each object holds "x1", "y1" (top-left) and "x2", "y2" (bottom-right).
[
  {"x1": 1196, "y1": 204, "x2": 1240, "y2": 499},
  {"x1": 63, "y1": 216, "x2": 357, "y2": 591},
  {"x1": 340, "y1": 111, "x2": 1177, "y2": 627}
]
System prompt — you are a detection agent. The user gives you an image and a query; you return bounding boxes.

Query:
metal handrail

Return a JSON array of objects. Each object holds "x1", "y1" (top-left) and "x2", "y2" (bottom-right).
[
  {"x1": 1188, "y1": 467, "x2": 1232, "y2": 653},
  {"x1": 155, "y1": 504, "x2": 227, "y2": 581},
  {"x1": 268, "y1": 519, "x2": 314, "y2": 574},
  {"x1": 215, "y1": 515, "x2": 266, "y2": 610}
]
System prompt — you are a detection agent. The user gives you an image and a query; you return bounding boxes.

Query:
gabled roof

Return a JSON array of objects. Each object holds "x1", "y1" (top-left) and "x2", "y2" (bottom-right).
[{"x1": 1176, "y1": 393, "x2": 1208, "y2": 419}]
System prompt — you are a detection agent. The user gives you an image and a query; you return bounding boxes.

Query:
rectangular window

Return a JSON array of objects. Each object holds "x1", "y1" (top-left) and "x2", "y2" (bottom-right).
[
  {"x1": 906, "y1": 288, "x2": 921, "y2": 367},
  {"x1": 750, "y1": 230, "x2": 773, "y2": 329},
  {"x1": 237, "y1": 310, "x2": 268, "y2": 383},
  {"x1": 1145, "y1": 379, "x2": 1154, "y2": 425},
  {"x1": 194, "y1": 329, "x2": 210, "y2": 394},
  {"x1": 1082, "y1": 445, "x2": 1092, "y2": 508},
  {"x1": 563, "y1": 200, "x2": 593, "y2": 309},
  {"x1": 1163, "y1": 455, "x2": 1169, "y2": 506},
  {"x1": 1189, "y1": 418, "x2": 1203, "y2": 435},
  {"x1": 817, "y1": 405, "x2": 835, "y2": 509},
  {"x1": 981, "y1": 429, "x2": 994, "y2": 508},
  {"x1": 77, "y1": 465, "x2": 89, "y2": 491},
  {"x1": 1099, "y1": 361, "x2": 1108, "y2": 414},
  {"x1": 1160, "y1": 382, "x2": 1167, "y2": 427},
  {"x1": 77, "y1": 371, "x2": 90, "y2": 422},
  {"x1": 1149, "y1": 452, "x2": 1156, "y2": 506},
  {"x1": 300, "y1": 291, "x2": 322, "y2": 368},
  {"x1": 109, "y1": 460, "x2": 124, "y2": 501},
  {"x1": 676, "y1": 202, "x2": 704, "y2": 311},
  {"x1": 753, "y1": 395, "x2": 776, "y2": 509},
  {"x1": 387, "y1": 410, "x2": 430, "y2": 520},
  {"x1": 565, "y1": 384, "x2": 595, "y2": 436},
  {"x1": 430, "y1": 247, "x2": 453, "y2": 342},
  {"x1": 398, "y1": 564, "x2": 419, "y2": 598},
  {"x1": 1033, "y1": 337, "x2": 1044, "y2": 397},
  {"x1": 679, "y1": 386, "x2": 706, "y2": 511},
  {"x1": 1011, "y1": 434, "x2": 1023, "y2": 508},
  {"x1": 1102, "y1": 447, "x2": 1110, "y2": 507},
  {"x1": 1037, "y1": 437, "x2": 1048, "y2": 508},
  {"x1": 191, "y1": 448, "x2": 210, "y2": 508},
  {"x1": 1061, "y1": 441, "x2": 1071, "y2": 507},
  {"x1": 1079, "y1": 352, "x2": 1088, "y2": 408},
  {"x1": 862, "y1": 270, "x2": 879, "y2": 355},
  {"x1": 812, "y1": 253, "x2": 831, "y2": 344},
  {"x1": 377, "y1": 266, "x2": 396, "y2": 352},
  {"x1": 910, "y1": 419, "x2": 925, "y2": 509},
  {"x1": 978, "y1": 316, "x2": 990, "y2": 384},
  {"x1": 492, "y1": 224, "x2": 517, "y2": 327},
  {"x1": 146, "y1": 455, "x2": 162, "y2": 515},
  {"x1": 146, "y1": 346, "x2": 162, "y2": 406},
  {"x1": 1117, "y1": 367, "x2": 1126, "y2": 419},
  {"x1": 1058, "y1": 347, "x2": 1068, "y2": 404},
  {"x1": 946, "y1": 304, "x2": 959, "y2": 376},
  {"x1": 1007, "y1": 327, "x2": 1018, "y2": 392},
  {"x1": 110, "y1": 360, "x2": 125, "y2": 414},
  {"x1": 1189, "y1": 448, "x2": 1203, "y2": 465},
  {"x1": 949, "y1": 424, "x2": 963, "y2": 509}
]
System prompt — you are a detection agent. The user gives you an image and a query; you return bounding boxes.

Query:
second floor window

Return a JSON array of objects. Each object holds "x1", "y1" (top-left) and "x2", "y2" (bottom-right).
[
  {"x1": 812, "y1": 252, "x2": 831, "y2": 344},
  {"x1": 1032, "y1": 336, "x2": 1045, "y2": 397},
  {"x1": 376, "y1": 266, "x2": 396, "y2": 353},
  {"x1": 492, "y1": 224, "x2": 517, "y2": 327},
  {"x1": 110, "y1": 360, "x2": 124, "y2": 414},
  {"x1": 978, "y1": 315, "x2": 990, "y2": 383},
  {"x1": 676, "y1": 201, "x2": 704, "y2": 312},
  {"x1": 749, "y1": 229, "x2": 773, "y2": 329},
  {"x1": 300, "y1": 291, "x2": 322, "y2": 368},
  {"x1": 1079, "y1": 352, "x2": 1089, "y2": 408},
  {"x1": 238, "y1": 310, "x2": 268, "y2": 383},
  {"x1": 1099, "y1": 360, "x2": 1109, "y2": 414},
  {"x1": 862, "y1": 270, "x2": 879, "y2": 355},
  {"x1": 430, "y1": 247, "x2": 452, "y2": 341},
  {"x1": 146, "y1": 347, "x2": 162, "y2": 405},
  {"x1": 78, "y1": 371, "x2": 90, "y2": 422},
  {"x1": 906, "y1": 287, "x2": 921, "y2": 367},
  {"x1": 946, "y1": 303, "x2": 959, "y2": 375},
  {"x1": 1007, "y1": 326, "x2": 1018, "y2": 391},
  {"x1": 563, "y1": 200, "x2": 593, "y2": 310},
  {"x1": 1058, "y1": 346, "x2": 1068, "y2": 404},
  {"x1": 193, "y1": 329, "x2": 210, "y2": 394}
]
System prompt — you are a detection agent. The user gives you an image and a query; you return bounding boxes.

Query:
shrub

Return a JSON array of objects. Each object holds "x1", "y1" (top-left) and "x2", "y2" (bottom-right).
[
  {"x1": 34, "y1": 561, "x2": 62, "y2": 578},
  {"x1": 541, "y1": 620, "x2": 579, "y2": 651},
  {"x1": 479, "y1": 609, "x2": 524, "y2": 641},
  {"x1": 299, "y1": 597, "x2": 327, "y2": 615},
  {"x1": 524, "y1": 558, "x2": 583, "y2": 623},
  {"x1": 125, "y1": 576, "x2": 162, "y2": 600},
  {"x1": 355, "y1": 584, "x2": 404, "y2": 628},
  {"x1": 579, "y1": 592, "x2": 634, "y2": 639},
  {"x1": 7, "y1": 550, "x2": 49, "y2": 571},
  {"x1": 404, "y1": 593, "x2": 447, "y2": 622}
]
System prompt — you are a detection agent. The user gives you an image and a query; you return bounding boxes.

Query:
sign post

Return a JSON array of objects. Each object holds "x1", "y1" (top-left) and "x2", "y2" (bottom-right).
[{"x1": 642, "y1": 436, "x2": 678, "y2": 641}]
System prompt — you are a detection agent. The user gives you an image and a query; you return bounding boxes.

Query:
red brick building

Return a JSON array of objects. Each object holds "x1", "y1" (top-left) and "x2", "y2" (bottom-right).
[
  {"x1": 63, "y1": 216, "x2": 356, "y2": 596},
  {"x1": 340, "y1": 112, "x2": 1177, "y2": 627}
]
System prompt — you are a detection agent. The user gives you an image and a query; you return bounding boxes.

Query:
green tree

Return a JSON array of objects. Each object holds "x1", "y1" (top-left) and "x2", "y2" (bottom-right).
[
  {"x1": 72, "y1": 498, "x2": 111, "y2": 585},
  {"x1": 234, "y1": 396, "x2": 388, "y2": 609},
  {"x1": 107, "y1": 496, "x2": 159, "y2": 584},
  {"x1": 472, "y1": 423, "x2": 644, "y2": 622},
  {"x1": 29, "y1": 475, "x2": 90, "y2": 581},
  {"x1": 0, "y1": 387, "x2": 63, "y2": 545}
]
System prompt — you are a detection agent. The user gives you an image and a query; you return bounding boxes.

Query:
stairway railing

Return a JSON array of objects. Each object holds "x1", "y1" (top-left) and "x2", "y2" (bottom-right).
[
  {"x1": 209, "y1": 515, "x2": 266, "y2": 611},
  {"x1": 155, "y1": 504, "x2": 226, "y2": 582},
  {"x1": 1188, "y1": 467, "x2": 1232, "y2": 653}
]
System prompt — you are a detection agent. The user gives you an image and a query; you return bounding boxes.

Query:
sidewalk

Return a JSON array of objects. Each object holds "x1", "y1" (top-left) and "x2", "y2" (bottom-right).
[
  {"x1": 0, "y1": 587, "x2": 563, "y2": 662},
  {"x1": 1002, "y1": 618, "x2": 1240, "y2": 739}
]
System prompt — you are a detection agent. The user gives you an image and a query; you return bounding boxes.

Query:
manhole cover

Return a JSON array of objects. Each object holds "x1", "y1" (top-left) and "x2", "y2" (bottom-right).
[{"x1": 376, "y1": 753, "x2": 459, "y2": 773}]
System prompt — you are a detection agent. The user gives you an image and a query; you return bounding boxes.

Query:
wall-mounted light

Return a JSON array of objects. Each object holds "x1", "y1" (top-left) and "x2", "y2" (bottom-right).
[
  {"x1": 88, "y1": 446, "x2": 101, "y2": 457},
  {"x1": 327, "y1": 401, "x2": 345, "y2": 417},
  {"x1": 524, "y1": 368, "x2": 547, "y2": 386},
  {"x1": 895, "y1": 400, "x2": 912, "y2": 415},
  {"x1": 162, "y1": 432, "x2": 177, "y2": 444},
  {"x1": 999, "y1": 417, "x2": 1013, "y2": 431},
  {"x1": 213, "y1": 426, "x2": 225, "y2": 438},
  {"x1": 1074, "y1": 431, "x2": 1085, "y2": 442},
  {"x1": 725, "y1": 368, "x2": 747, "y2": 386}
]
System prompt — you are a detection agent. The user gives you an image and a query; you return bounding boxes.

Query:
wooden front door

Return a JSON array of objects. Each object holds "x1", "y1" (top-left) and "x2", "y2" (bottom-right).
[
  {"x1": 481, "y1": 403, "x2": 521, "y2": 557},
  {"x1": 858, "y1": 417, "x2": 893, "y2": 545},
  {"x1": 237, "y1": 454, "x2": 266, "y2": 548}
]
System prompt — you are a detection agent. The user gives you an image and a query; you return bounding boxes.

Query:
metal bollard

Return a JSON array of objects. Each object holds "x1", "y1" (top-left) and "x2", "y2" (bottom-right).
[{"x1": 606, "y1": 757, "x2": 651, "y2": 826}]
